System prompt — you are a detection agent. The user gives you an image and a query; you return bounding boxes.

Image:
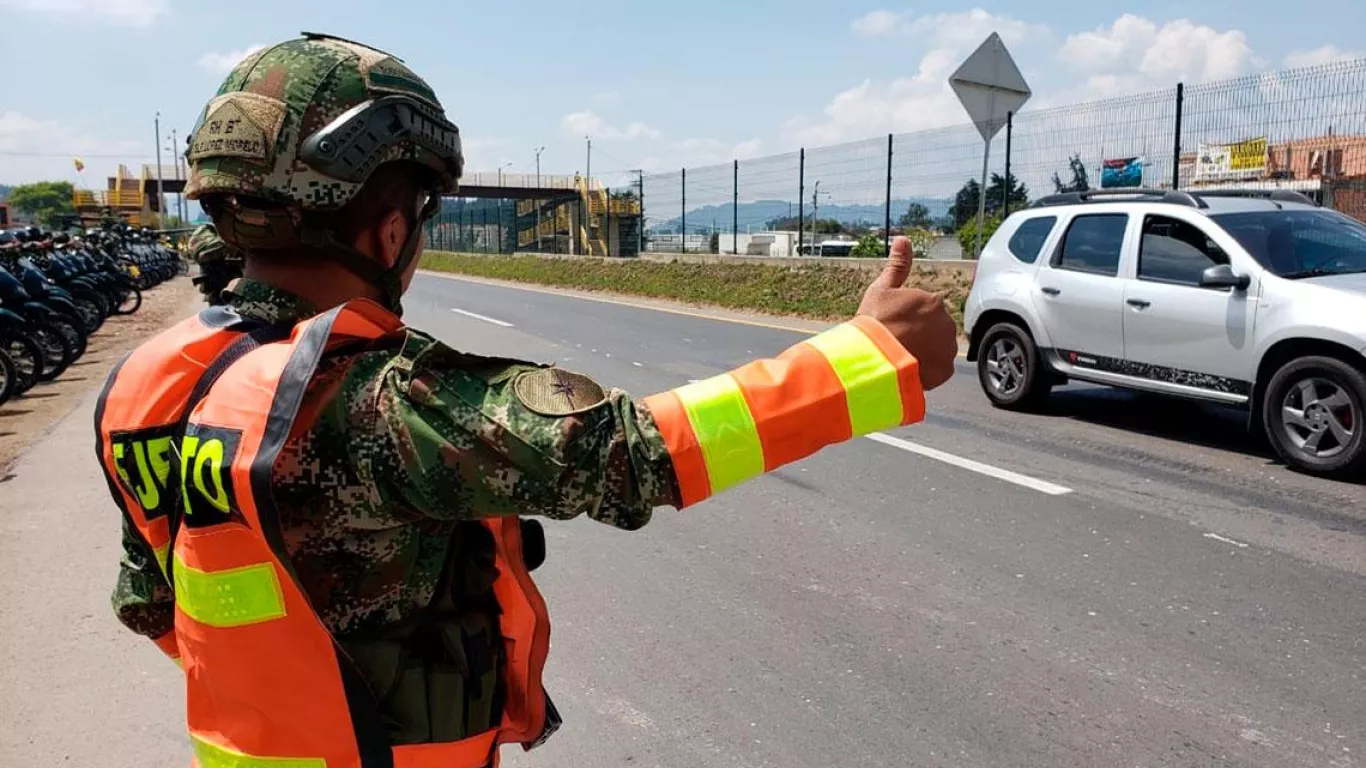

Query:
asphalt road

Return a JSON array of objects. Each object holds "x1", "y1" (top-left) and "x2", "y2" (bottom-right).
[{"x1": 2, "y1": 273, "x2": 1363, "y2": 768}]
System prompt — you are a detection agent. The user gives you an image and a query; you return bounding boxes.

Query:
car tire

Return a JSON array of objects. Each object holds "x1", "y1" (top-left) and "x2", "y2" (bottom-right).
[
  {"x1": 1262, "y1": 355, "x2": 1366, "y2": 478},
  {"x1": 977, "y1": 322, "x2": 1052, "y2": 411}
]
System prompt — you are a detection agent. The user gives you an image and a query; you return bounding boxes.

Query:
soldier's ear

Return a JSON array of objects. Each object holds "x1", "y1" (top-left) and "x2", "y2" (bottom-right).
[{"x1": 374, "y1": 207, "x2": 410, "y2": 268}]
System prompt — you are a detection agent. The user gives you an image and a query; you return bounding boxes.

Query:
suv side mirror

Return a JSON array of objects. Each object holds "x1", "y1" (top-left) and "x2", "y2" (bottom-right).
[{"x1": 1200, "y1": 263, "x2": 1251, "y2": 291}]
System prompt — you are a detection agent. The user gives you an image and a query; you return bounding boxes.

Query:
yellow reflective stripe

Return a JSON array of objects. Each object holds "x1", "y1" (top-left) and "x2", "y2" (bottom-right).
[
  {"x1": 191, "y1": 735, "x2": 326, "y2": 768},
  {"x1": 674, "y1": 374, "x2": 765, "y2": 494},
  {"x1": 153, "y1": 542, "x2": 169, "y2": 578},
  {"x1": 173, "y1": 555, "x2": 287, "y2": 628},
  {"x1": 806, "y1": 323, "x2": 904, "y2": 436}
]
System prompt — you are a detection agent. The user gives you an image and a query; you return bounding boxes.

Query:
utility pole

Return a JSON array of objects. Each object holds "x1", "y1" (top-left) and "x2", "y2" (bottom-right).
[
  {"x1": 635, "y1": 169, "x2": 644, "y2": 257},
  {"x1": 154, "y1": 112, "x2": 165, "y2": 229},
  {"x1": 534, "y1": 146, "x2": 545, "y2": 252},
  {"x1": 811, "y1": 180, "x2": 822, "y2": 255}
]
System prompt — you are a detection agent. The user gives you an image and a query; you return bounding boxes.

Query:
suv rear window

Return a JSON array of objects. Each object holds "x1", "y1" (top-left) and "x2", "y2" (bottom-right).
[
  {"x1": 1007, "y1": 216, "x2": 1056, "y2": 263},
  {"x1": 1054, "y1": 214, "x2": 1128, "y2": 276}
]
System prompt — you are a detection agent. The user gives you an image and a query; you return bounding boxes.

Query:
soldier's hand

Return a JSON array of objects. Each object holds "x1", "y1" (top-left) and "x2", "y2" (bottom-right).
[{"x1": 856, "y1": 236, "x2": 958, "y2": 391}]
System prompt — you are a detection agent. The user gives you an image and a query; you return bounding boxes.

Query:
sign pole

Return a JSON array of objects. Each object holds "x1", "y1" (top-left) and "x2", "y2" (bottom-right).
[{"x1": 975, "y1": 136, "x2": 991, "y2": 259}]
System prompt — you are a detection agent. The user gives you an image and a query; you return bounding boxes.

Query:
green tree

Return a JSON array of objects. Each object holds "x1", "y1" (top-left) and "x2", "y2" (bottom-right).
[
  {"x1": 899, "y1": 202, "x2": 932, "y2": 229},
  {"x1": 948, "y1": 173, "x2": 1028, "y2": 230},
  {"x1": 850, "y1": 233, "x2": 885, "y2": 258},
  {"x1": 1052, "y1": 154, "x2": 1091, "y2": 194},
  {"x1": 9, "y1": 181, "x2": 76, "y2": 227},
  {"x1": 903, "y1": 227, "x2": 935, "y2": 255},
  {"x1": 957, "y1": 215, "x2": 1003, "y2": 259}
]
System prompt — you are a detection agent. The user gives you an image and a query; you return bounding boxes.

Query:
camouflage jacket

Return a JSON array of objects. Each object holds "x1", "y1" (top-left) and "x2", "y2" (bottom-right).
[{"x1": 112, "y1": 279, "x2": 680, "y2": 739}]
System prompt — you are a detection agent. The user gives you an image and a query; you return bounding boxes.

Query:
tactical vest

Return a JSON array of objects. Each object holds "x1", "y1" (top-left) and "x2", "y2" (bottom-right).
[{"x1": 95, "y1": 300, "x2": 554, "y2": 768}]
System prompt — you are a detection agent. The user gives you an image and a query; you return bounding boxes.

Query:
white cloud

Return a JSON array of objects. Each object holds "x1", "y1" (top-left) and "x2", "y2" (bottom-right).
[
  {"x1": 851, "y1": 10, "x2": 909, "y2": 38},
  {"x1": 197, "y1": 44, "x2": 267, "y2": 75},
  {"x1": 1284, "y1": 44, "x2": 1363, "y2": 69},
  {"x1": 851, "y1": 8, "x2": 1047, "y2": 46},
  {"x1": 785, "y1": 11, "x2": 1273, "y2": 148},
  {"x1": 784, "y1": 9, "x2": 1044, "y2": 147},
  {"x1": 0, "y1": 0, "x2": 166, "y2": 26},
  {"x1": 1058, "y1": 15, "x2": 1259, "y2": 97},
  {"x1": 670, "y1": 137, "x2": 767, "y2": 167},
  {"x1": 0, "y1": 111, "x2": 149, "y2": 184},
  {"x1": 560, "y1": 109, "x2": 660, "y2": 142}
]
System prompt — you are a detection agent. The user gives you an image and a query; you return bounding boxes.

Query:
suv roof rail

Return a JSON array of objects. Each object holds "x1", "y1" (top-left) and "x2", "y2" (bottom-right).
[
  {"x1": 1030, "y1": 188, "x2": 1207, "y2": 209},
  {"x1": 1189, "y1": 189, "x2": 1318, "y2": 206}
]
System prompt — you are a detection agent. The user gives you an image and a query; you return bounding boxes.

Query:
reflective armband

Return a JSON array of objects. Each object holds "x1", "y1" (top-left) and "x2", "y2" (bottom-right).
[{"x1": 643, "y1": 316, "x2": 925, "y2": 507}]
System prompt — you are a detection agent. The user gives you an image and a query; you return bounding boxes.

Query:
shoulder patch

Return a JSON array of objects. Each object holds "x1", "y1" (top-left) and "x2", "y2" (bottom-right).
[{"x1": 513, "y1": 368, "x2": 608, "y2": 416}]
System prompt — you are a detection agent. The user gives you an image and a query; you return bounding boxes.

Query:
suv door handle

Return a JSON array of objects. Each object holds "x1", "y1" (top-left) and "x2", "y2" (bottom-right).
[
  {"x1": 1040, "y1": 286, "x2": 1061, "y2": 296},
  {"x1": 1126, "y1": 298, "x2": 1151, "y2": 309}
]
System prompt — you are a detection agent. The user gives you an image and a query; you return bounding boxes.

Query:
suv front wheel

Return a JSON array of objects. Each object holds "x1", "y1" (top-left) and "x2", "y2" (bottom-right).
[
  {"x1": 977, "y1": 322, "x2": 1052, "y2": 410},
  {"x1": 1263, "y1": 355, "x2": 1366, "y2": 477}
]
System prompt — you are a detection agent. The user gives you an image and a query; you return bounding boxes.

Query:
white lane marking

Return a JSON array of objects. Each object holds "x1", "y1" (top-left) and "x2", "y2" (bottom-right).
[
  {"x1": 450, "y1": 308, "x2": 513, "y2": 327},
  {"x1": 865, "y1": 433, "x2": 1073, "y2": 496},
  {"x1": 632, "y1": 361, "x2": 643, "y2": 367},
  {"x1": 1203, "y1": 532, "x2": 1249, "y2": 548}
]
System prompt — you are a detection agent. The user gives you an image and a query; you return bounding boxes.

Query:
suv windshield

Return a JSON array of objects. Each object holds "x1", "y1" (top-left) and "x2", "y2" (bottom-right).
[{"x1": 1212, "y1": 209, "x2": 1366, "y2": 279}]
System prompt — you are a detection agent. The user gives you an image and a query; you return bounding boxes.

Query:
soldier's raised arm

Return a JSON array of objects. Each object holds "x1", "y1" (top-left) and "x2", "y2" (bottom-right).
[{"x1": 372, "y1": 237, "x2": 956, "y2": 526}]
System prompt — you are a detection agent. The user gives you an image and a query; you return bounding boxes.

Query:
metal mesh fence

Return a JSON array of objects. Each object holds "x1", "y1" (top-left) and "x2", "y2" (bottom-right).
[{"x1": 641, "y1": 57, "x2": 1366, "y2": 258}]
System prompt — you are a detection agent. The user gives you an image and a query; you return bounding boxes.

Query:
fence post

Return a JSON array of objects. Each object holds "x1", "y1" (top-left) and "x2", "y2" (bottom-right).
[
  {"x1": 1003, "y1": 112, "x2": 1013, "y2": 218},
  {"x1": 637, "y1": 171, "x2": 645, "y2": 256},
  {"x1": 681, "y1": 168, "x2": 687, "y2": 254},
  {"x1": 884, "y1": 133, "x2": 894, "y2": 256},
  {"x1": 482, "y1": 206, "x2": 489, "y2": 253},
  {"x1": 733, "y1": 159, "x2": 739, "y2": 255},
  {"x1": 606, "y1": 187, "x2": 612, "y2": 258},
  {"x1": 1172, "y1": 82, "x2": 1185, "y2": 190},
  {"x1": 798, "y1": 148, "x2": 805, "y2": 257}
]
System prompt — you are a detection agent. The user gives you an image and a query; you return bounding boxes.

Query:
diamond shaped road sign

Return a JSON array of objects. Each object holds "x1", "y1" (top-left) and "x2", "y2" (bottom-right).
[{"x1": 950, "y1": 32, "x2": 1032, "y2": 142}]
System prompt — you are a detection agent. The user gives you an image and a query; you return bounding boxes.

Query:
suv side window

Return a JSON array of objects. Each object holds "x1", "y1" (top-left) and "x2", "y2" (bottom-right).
[
  {"x1": 1007, "y1": 216, "x2": 1057, "y2": 264},
  {"x1": 1053, "y1": 214, "x2": 1128, "y2": 277},
  {"x1": 1138, "y1": 215, "x2": 1228, "y2": 285}
]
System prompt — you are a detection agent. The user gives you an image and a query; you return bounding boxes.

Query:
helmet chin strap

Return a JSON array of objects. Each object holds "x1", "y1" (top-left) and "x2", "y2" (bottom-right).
[{"x1": 297, "y1": 196, "x2": 440, "y2": 317}]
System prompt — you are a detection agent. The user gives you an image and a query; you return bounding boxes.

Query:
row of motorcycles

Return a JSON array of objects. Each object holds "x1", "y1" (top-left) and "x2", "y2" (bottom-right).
[{"x1": 0, "y1": 225, "x2": 186, "y2": 406}]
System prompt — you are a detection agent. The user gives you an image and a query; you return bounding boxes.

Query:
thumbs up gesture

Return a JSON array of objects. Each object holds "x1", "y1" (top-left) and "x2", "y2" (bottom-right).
[{"x1": 856, "y1": 236, "x2": 958, "y2": 390}]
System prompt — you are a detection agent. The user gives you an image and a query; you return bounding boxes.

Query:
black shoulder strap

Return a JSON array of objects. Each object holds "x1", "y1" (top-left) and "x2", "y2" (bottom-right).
[{"x1": 165, "y1": 322, "x2": 292, "y2": 583}]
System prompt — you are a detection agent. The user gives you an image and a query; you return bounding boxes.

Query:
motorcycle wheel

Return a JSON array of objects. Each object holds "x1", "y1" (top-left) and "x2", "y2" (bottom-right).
[
  {"x1": 30, "y1": 324, "x2": 73, "y2": 381},
  {"x1": 75, "y1": 296, "x2": 104, "y2": 334},
  {"x1": 1, "y1": 333, "x2": 45, "y2": 394},
  {"x1": 0, "y1": 348, "x2": 16, "y2": 406},
  {"x1": 114, "y1": 287, "x2": 143, "y2": 315},
  {"x1": 51, "y1": 316, "x2": 87, "y2": 362}
]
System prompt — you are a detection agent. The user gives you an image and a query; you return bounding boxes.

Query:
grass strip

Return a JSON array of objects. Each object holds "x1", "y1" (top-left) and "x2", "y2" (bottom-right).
[{"x1": 422, "y1": 252, "x2": 972, "y2": 328}]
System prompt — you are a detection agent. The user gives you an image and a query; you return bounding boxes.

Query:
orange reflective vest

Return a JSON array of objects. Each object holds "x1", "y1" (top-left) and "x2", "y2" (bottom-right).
[{"x1": 95, "y1": 300, "x2": 553, "y2": 768}]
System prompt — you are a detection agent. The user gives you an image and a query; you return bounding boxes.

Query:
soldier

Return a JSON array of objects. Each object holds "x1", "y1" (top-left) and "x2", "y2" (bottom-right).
[
  {"x1": 184, "y1": 223, "x2": 242, "y2": 305},
  {"x1": 94, "y1": 33, "x2": 957, "y2": 767}
]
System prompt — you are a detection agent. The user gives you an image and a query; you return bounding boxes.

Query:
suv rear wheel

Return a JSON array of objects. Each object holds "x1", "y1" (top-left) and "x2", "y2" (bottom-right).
[
  {"x1": 1262, "y1": 355, "x2": 1366, "y2": 477},
  {"x1": 977, "y1": 322, "x2": 1052, "y2": 410}
]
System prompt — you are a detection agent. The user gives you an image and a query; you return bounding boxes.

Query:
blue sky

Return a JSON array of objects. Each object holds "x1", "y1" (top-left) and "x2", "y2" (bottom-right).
[{"x1": 1, "y1": 0, "x2": 1363, "y2": 190}]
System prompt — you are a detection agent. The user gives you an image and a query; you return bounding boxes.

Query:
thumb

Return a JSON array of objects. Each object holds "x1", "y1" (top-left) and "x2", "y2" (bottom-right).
[{"x1": 874, "y1": 236, "x2": 914, "y2": 288}]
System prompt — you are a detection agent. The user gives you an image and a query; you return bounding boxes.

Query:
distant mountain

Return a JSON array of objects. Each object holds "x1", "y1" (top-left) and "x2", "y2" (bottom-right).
[{"x1": 648, "y1": 198, "x2": 951, "y2": 233}]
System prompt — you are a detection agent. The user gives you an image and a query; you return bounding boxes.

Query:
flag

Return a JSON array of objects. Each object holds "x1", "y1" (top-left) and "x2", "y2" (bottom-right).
[{"x1": 73, "y1": 157, "x2": 86, "y2": 173}]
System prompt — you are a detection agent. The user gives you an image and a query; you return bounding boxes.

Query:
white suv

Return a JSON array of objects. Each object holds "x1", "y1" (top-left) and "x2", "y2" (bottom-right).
[{"x1": 963, "y1": 188, "x2": 1366, "y2": 478}]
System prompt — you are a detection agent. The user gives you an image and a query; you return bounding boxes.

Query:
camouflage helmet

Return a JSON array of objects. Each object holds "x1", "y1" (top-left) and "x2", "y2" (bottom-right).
[
  {"x1": 184, "y1": 32, "x2": 462, "y2": 212},
  {"x1": 184, "y1": 224, "x2": 237, "y2": 264}
]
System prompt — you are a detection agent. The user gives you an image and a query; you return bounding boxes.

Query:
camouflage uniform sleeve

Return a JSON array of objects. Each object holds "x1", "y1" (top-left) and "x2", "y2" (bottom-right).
[
  {"x1": 357, "y1": 335, "x2": 681, "y2": 529},
  {"x1": 111, "y1": 517, "x2": 175, "y2": 640}
]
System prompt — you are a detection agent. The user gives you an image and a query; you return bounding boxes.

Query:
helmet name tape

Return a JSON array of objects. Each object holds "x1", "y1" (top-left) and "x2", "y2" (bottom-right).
[{"x1": 188, "y1": 93, "x2": 288, "y2": 165}]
